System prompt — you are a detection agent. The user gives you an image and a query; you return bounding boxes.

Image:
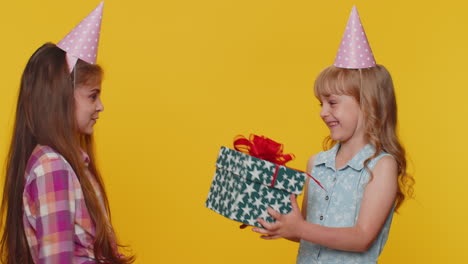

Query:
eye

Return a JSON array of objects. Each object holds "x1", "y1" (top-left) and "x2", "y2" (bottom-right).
[
  {"x1": 90, "y1": 94, "x2": 98, "y2": 100},
  {"x1": 329, "y1": 100, "x2": 337, "y2": 105}
]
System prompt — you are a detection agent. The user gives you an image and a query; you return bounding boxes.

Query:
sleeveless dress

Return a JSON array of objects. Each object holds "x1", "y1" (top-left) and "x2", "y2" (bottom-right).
[{"x1": 297, "y1": 143, "x2": 394, "y2": 264}]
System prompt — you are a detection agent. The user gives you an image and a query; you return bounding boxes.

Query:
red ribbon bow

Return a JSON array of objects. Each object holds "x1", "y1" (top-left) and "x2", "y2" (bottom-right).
[
  {"x1": 234, "y1": 134, "x2": 294, "y2": 165},
  {"x1": 233, "y1": 134, "x2": 325, "y2": 191}
]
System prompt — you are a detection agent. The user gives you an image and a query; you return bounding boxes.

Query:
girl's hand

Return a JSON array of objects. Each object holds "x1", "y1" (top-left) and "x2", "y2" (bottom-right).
[{"x1": 252, "y1": 194, "x2": 305, "y2": 242}]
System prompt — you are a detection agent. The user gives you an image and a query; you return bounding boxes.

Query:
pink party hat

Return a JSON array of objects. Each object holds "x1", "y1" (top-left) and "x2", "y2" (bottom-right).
[
  {"x1": 57, "y1": 2, "x2": 104, "y2": 72},
  {"x1": 334, "y1": 6, "x2": 376, "y2": 69}
]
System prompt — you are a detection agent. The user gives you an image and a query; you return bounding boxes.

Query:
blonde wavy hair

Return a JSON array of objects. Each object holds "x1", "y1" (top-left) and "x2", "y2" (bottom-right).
[{"x1": 314, "y1": 65, "x2": 414, "y2": 211}]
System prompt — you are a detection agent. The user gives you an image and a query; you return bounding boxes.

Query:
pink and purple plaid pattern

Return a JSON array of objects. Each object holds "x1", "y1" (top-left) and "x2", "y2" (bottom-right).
[{"x1": 23, "y1": 145, "x2": 110, "y2": 264}]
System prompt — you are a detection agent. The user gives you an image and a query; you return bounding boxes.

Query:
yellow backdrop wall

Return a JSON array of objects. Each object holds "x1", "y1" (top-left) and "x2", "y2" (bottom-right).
[{"x1": 1, "y1": 0, "x2": 467, "y2": 263}]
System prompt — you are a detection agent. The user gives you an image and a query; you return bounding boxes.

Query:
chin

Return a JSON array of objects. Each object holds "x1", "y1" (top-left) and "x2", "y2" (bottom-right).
[
  {"x1": 330, "y1": 135, "x2": 348, "y2": 142},
  {"x1": 329, "y1": 133, "x2": 341, "y2": 141},
  {"x1": 79, "y1": 128, "x2": 94, "y2": 135}
]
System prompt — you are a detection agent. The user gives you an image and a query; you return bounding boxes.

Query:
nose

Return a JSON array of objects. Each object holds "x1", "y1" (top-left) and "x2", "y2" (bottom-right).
[
  {"x1": 96, "y1": 97, "x2": 104, "y2": 113},
  {"x1": 320, "y1": 105, "x2": 329, "y2": 119}
]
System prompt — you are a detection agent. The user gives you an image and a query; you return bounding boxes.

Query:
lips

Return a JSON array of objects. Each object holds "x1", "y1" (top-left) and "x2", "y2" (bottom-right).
[{"x1": 326, "y1": 120, "x2": 339, "y2": 128}]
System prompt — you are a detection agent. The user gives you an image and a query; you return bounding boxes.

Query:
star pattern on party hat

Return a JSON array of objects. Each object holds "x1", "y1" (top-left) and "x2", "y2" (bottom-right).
[
  {"x1": 57, "y1": 2, "x2": 104, "y2": 72},
  {"x1": 334, "y1": 6, "x2": 376, "y2": 69}
]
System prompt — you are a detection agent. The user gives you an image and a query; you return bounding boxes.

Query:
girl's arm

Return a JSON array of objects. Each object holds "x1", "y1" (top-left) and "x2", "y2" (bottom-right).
[
  {"x1": 25, "y1": 156, "x2": 76, "y2": 264},
  {"x1": 254, "y1": 155, "x2": 398, "y2": 252},
  {"x1": 301, "y1": 154, "x2": 316, "y2": 219}
]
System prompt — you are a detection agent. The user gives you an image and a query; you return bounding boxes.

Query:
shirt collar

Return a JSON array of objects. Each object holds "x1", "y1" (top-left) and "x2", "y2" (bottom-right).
[
  {"x1": 346, "y1": 144, "x2": 375, "y2": 171},
  {"x1": 314, "y1": 143, "x2": 375, "y2": 171},
  {"x1": 315, "y1": 143, "x2": 339, "y2": 170},
  {"x1": 80, "y1": 149, "x2": 90, "y2": 167}
]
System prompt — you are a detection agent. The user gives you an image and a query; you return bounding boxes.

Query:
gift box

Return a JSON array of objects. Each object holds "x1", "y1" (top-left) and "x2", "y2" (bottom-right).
[{"x1": 205, "y1": 137, "x2": 311, "y2": 228}]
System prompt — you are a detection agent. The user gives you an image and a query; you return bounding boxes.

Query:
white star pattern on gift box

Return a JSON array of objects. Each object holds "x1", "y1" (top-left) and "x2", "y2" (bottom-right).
[
  {"x1": 244, "y1": 157, "x2": 254, "y2": 168},
  {"x1": 249, "y1": 167, "x2": 262, "y2": 181},
  {"x1": 229, "y1": 212, "x2": 237, "y2": 220},
  {"x1": 265, "y1": 191, "x2": 275, "y2": 202},
  {"x1": 261, "y1": 172, "x2": 269, "y2": 181},
  {"x1": 275, "y1": 180, "x2": 285, "y2": 190},
  {"x1": 281, "y1": 194, "x2": 290, "y2": 205},
  {"x1": 259, "y1": 209, "x2": 270, "y2": 220},
  {"x1": 271, "y1": 201, "x2": 282, "y2": 212},
  {"x1": 228, "y1": 178, "x2": 235, "y2": 189},
  {"x1": 226, "y1": 153, "x2": 234, "y2": 163},
  {"x1": 242, "y1": 204, "x2": 252, "y2": 217},
  {"x1": 235, "y1": 193, "x2": 245, "y2": 205},
  {"x1": 244, "y1": 183, "x2": 256, "y2": 196},
  {"x1": 247, "y1": 217, "x2": 257, "y2": 226},
  {"x1": 263, "y1": 162, "x2": 274, "y2": 171},
  {"x1": 294, "y1": 186, "x2": 300, "y2": 194},
  {"x1": 253, "y1": 197, "x2": 263, "y2": 208},
  {"x1": 288, "y1": 177, "x2": 298, "y2": 187},
  {"x1": 206, "y1": 147, "x2": 308, "y2": 227}
]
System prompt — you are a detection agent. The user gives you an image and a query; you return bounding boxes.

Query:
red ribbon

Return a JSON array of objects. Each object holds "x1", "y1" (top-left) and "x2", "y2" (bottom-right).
[
  {"x1": 234, "y1": 135, "x2": 294, "y2": 165},
  {"x1": 233, "y1": 134, "x2": 325, "y2": 190}
]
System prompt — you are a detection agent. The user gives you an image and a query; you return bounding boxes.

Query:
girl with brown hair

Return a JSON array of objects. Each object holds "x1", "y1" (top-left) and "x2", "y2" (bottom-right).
[{"x1": 0, "y1": 3, "x2": 134, "y2": 264}]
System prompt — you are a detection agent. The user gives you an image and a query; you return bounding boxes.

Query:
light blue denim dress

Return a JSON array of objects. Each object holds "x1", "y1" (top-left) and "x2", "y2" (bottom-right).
[{"x1": 297, "y1": 143, "x2": 394, "y2": 264}]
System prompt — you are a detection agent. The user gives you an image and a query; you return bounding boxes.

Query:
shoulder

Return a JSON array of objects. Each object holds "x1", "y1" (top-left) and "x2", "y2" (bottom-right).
[
  {"x1": 360, "y1": 145, "x2": 395, "y2": 171},
  {"x1": 26, "y1": 145, "x2": 73, "y2": 181},
  {"x1": 370, "y1": 155, "x2": 398, "y2": 184},
  {"x1": 306, "y1": 153, "x2": 319, "y2": 173},
  {"x1": 375, "y1": 153, "x2": 398, "y2": 168},
  {"x1": 374, "y1": 155, "x2": 397, "y2": 172},
  {"x1": 30, "y1": 145, "x2": 62, "y2": 160}
]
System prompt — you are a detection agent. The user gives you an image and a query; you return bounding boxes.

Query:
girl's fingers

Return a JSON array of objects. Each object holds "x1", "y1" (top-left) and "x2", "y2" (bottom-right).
[
  {"x1": 256, "y1": 218, "x2": 279, "y2": 231},
  {"x1": 252, "y1": 227, "x2": 270, "y2": 235},
  {"x1": 256, "y1": 218, "x2": 269, "y2": 228},
  {"x1": 260, "y1": 235, "x2": 282, "y2": 240},
  {"x1": 290, "y1": 194, "x2": 300, "y2": 212},
  {"x1": 267, "y1": 207, "x2": 282, "y2": 220}
]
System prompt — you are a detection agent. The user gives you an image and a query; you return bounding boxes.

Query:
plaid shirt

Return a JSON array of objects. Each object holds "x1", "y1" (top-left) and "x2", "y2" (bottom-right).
[{"x1": 23, "y1": 145, "x2": 108, "y2": 264}]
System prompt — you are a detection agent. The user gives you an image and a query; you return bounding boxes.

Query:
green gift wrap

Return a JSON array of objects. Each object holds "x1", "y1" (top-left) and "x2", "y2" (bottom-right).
[{"x1": 205, "y1": 146, "x2": 307, "y2": 228}]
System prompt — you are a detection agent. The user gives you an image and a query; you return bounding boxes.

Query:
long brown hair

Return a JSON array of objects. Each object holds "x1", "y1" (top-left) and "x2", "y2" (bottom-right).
[
  {"x1": 314, "y1": 65, "x2": 414, "y2": 211},
  {"x1": 0, "y1": 43, "x2": 134, "y2": 264}
]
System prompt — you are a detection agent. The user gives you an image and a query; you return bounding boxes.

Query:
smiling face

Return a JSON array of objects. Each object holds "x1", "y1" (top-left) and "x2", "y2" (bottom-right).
[
  {"x1": 74, "y1": 82, "x2": 103, "y2": 135},
  {"x1": 319, "y1": 94, "x2": 364, "y2": 144},
  {"x1": 314, "y1": 66, "x2": 368, "y2": 145}
]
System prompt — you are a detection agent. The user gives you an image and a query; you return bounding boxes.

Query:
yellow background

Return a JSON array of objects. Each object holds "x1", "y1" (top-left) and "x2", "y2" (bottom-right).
[{"x1": 1, "y1": 0, "x2": 467, "y2": 263}]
